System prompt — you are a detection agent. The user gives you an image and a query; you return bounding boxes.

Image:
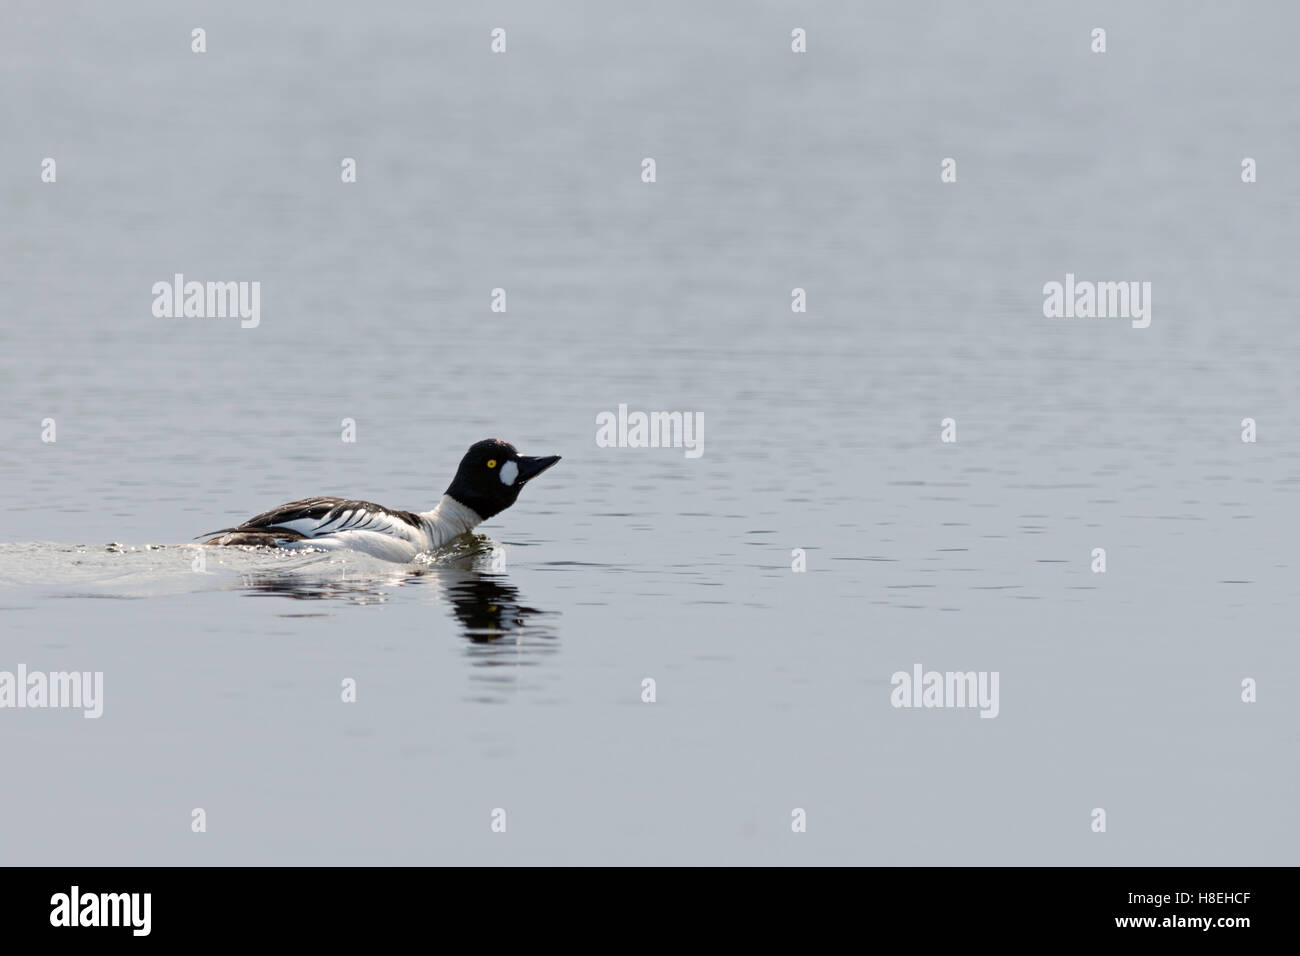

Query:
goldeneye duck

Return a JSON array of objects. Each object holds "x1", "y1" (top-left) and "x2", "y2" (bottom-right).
[{"x1": 199, "y1": 439, "x2": 561, "y2": 562}]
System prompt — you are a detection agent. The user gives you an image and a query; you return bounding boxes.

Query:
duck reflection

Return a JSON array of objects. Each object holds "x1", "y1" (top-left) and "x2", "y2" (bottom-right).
[
  {"x1": 234, "y1": 546, "x2": 558, "y2": 680},
  {"x1": 445, "y1": 572, "x2": 551, "y2": 642}
]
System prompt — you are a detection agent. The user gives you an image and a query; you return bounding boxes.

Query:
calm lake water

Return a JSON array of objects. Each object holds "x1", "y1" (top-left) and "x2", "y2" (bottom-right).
[{"x1": 1, "y1": 1, "x2": 1297, "y2": 864}]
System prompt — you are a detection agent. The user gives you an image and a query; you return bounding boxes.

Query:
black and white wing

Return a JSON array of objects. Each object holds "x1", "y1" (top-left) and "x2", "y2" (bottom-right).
[{"x1": 201, "y1": 497, "x2": 423, "y2": 541}]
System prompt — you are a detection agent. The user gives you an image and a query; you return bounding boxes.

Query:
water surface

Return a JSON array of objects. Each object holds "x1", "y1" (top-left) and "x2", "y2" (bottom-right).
[{"x1": 1, "y1": 0, "x2": 1297, "y2": 864}]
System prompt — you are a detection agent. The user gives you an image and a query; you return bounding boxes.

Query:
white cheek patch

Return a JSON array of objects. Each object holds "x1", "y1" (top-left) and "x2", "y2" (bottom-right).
[{"x1": 499, "y1": 460, "x2": 519, "y2": 486}]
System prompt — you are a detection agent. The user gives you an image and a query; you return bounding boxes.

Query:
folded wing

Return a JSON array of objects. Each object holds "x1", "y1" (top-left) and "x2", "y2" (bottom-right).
[{"x1": 201, "y1": 497, "x2": 423, "y2": 541}]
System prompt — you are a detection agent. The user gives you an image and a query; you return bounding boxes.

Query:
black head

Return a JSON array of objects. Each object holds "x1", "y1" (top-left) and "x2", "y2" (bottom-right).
[{"x1": 445, "y1": 439, "x2": 561, "y2": 521}]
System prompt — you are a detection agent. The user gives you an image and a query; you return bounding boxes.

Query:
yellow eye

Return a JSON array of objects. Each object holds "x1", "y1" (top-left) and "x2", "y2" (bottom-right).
[{"x1": 486, "y1": 459, "x2": 497, "y2": 469}]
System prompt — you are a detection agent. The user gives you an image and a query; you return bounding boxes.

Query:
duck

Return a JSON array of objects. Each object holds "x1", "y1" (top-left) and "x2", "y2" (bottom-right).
[{"x1": 198, "y1": 439, "x2": 560, "y2": 562}]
